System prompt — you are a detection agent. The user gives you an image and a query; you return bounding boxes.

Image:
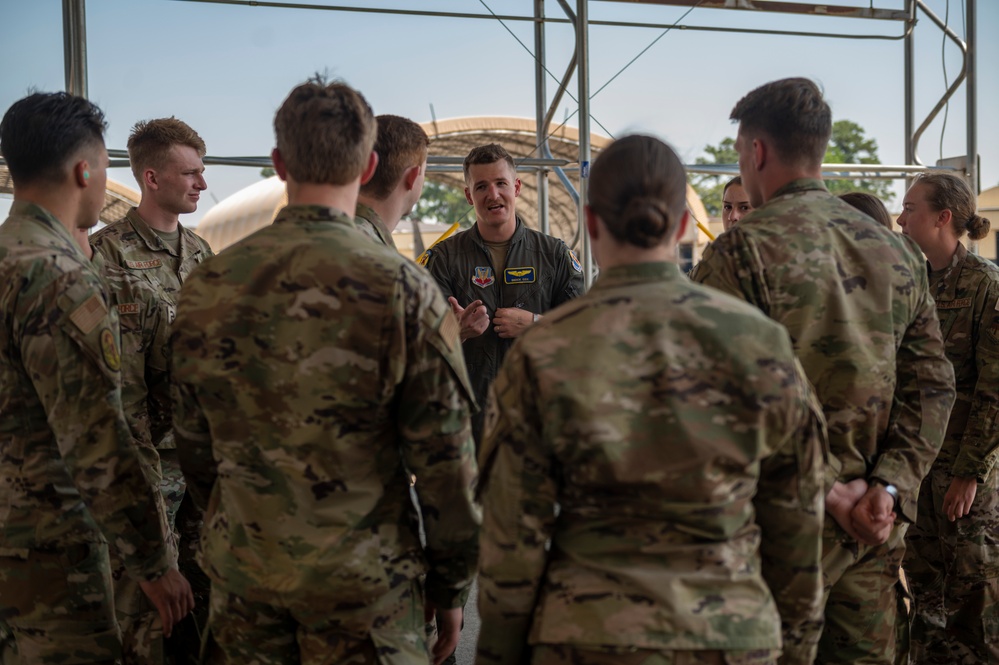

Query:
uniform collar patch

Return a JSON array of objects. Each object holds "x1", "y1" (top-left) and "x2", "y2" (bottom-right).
[
  {"x1": 504, "y1": 267, "x2": 536, "y2": 284},
  {"x1": 472, "y1": 266, "x2": 495, "y2": 288}
]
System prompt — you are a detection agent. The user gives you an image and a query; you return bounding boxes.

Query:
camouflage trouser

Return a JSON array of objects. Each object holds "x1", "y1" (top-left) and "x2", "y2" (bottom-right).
[
  {"x1": 160, "y1": 451, "x2": 210, "y2": 665},
  {"x1": 528, "y1": 644, "x2": 778, "y2": 665},
  {"x1": 108, "y1": 447, "x2": 178, "y2": 665},
  {"x1": 0, "y1": 542, "x2": 122, "y2": 664},
  {"x1": 817, "y1": 519, "x2": 910, "y2": 665},
  {"x1": 905, "y1": 463, "x2": 999, "y2": 664},
  {"x1": 206, "y1": 578, "x2": 431, "y2": 664}
]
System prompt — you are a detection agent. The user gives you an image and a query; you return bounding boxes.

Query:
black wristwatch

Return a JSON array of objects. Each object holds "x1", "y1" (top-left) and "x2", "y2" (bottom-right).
[{"x1": 871, "y1": 478, "x2": 899, "y2": 510}]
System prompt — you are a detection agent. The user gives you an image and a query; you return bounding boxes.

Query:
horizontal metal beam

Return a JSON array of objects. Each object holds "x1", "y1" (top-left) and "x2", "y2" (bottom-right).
[{"x1": 596, "y1": 0, "x2": 908, "y2": 21}]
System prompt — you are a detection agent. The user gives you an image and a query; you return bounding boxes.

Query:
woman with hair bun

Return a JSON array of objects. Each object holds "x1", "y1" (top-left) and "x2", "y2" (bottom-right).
[
  {"x1": 898, "y1": 172, "x2": 999, "y2": 663},
  {"x1": 475, "y1": 135, "x2": 828, "y2": 665}
]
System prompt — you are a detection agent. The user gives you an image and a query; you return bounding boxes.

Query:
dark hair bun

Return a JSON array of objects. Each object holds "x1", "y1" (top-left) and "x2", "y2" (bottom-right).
[
  {"x1": 967, "y1": 214, "x2": 991, "y2": 241},
  {"x1": 620, "y1": 196, "x2": 670, "y2": 249}
]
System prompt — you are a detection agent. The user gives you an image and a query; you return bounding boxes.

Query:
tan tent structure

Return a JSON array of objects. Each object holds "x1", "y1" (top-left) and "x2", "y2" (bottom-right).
[
  {"x1": 1, "y1": 164, "x2": 139, "y2": 224},
  {"x1": 196, "y1": 117, "x2": 709, "y2": 260},
  {"x1": 977, "y1": 184, "x2": 999, "y2": 260}
]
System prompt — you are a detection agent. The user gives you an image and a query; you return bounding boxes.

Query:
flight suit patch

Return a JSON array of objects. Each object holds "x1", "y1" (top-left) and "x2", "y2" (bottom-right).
[
  {"x1": 100, "y1": 328, "x2": 121, "y2": 371},
  {"x1": 936, "y1": 298, "x2": 972, "y2": 309},
  {"x1": 69, "y1": 295, "x2": 107, "y2": 334},
  {"x1": 504, "y1": 267, "x2": 536, "y2": 284},
  {"x1": 471, "y1": 267, "x2": 495, "y2": 288},
  {"x1": 569, "y1": 249, "x2": 582, "y2": 273}
]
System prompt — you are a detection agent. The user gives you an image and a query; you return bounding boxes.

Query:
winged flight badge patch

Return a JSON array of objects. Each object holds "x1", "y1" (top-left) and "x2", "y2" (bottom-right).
[
  {"x1": 471, "y1": 266, "x2": 495, "y2": 288},
  {"x1": 504, "y1": 267, "x2": 536, "y2": 284}
]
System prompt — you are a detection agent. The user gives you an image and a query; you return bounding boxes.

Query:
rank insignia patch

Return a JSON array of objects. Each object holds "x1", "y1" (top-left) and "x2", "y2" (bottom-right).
[
  {"x1": 504, "y1": 267, "x2": 536, "y2": 284},
  {"x1": 472, "y1": 266, "x2": 495, "y2": 288}
]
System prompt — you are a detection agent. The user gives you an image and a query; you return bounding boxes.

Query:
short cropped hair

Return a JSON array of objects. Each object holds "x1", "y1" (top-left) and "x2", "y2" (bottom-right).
[
  {"x1": 913, "y1": 173, "x2": 991, "y2": 241},
  {"x1": 360, "y1": 115, "x2": 429, "y2": 200},
  {"x1": 1, "y1": 92, "x2": 107, "y2": 186},
  {"x1": 462, "y1": 143, "x2": 516, "y2": 184},
  {"x1": 839, "y1": 192, "x2": 893, "y2": 230},
  {"x1": 730, "y1": 77, "x2": 831, "y2": 169},
  {"x1": 274, "y1": 78, "x2": 376, "y2": 186},
  {"x1": 127, "y1": 117, "x2": 206, "y2": 185},
  {"x1": 588, "y1": 135, "x2": 688, "y2": 249}
]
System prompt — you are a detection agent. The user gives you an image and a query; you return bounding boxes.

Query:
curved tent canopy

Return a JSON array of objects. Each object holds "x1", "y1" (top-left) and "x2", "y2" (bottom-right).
[{"x1": 196, "y1": 116, "x2": 708, "y2": 253}]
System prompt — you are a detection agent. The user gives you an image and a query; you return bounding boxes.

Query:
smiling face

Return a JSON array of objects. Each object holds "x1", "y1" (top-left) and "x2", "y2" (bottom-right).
[
  {"x1": 465, "y1": 159, "x2": 521, "y2": 239},
  {"x1": 152, "y1": 144, "x2": 207, "y2": 215},
  {"x1": 722, "y1": 182, "x2": 752, "y2": 231}
]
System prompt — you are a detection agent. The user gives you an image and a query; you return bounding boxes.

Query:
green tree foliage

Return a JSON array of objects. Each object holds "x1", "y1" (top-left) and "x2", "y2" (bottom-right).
[
  {"x1": 260, "y1": 166, "x2": 276, "y2": 179},
  {"x1": 408, "y1": 179, "x2": 475, "y2": 228},
  {"x1": 692, "y1": 137, "x2": 738, "y2": 218},
  {"x1": 691, "y1": 120, "x2": 894, "y2": 217}
]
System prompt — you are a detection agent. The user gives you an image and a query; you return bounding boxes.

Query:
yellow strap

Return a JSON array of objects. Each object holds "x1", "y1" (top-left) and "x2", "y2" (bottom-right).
[
  {"x1": 417, "y1": 221, "x2": 461, "y2": 266},
  {"x1": 696, "y1": 219, "x2": 716, "y2": 242}
]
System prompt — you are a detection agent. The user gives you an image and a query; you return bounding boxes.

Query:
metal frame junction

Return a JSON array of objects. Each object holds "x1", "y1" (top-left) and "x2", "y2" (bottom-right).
[{"x1": 59, "y1": 0, "x2": 979, "y2": 287}]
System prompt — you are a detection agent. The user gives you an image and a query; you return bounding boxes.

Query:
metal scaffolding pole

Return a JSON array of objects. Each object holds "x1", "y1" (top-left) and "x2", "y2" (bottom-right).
[
  {"x1": 904, "y1": 0, "x2": 915, "y2": 185},
  {"x1": 967, "y1": 0, "x2": 978, "y2": 193},
  {"x1": 576, "y1": 0, "x2": 592, "y2": 289},
  {"x1": 62, "y1": 0, "x2": 88, "y2": 97},
  {"x1": 534, "y1": 0, "x2": 550, "y2": 235}
]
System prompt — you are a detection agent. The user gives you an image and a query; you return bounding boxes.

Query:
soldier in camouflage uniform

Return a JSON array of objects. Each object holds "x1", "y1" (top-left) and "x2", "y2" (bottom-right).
[
  {"x1": 476, "y1": 135, "x2": 828, "y2": 665},
  {"x1": 171, "y1": 78, "x2": 480, "y2": 665},
  {"x1": 689, "y1": 78, "x2": 956, "y2": 665},
  {"x1": 898, "y1": 173, "x2": 999, "y2": 664},
  {"x1": 90, "y1": 117, "x2": 213, "y2": 663},
  {"x1": 0, "y1": 91, "x2": 193, "y2": 664},
  {"x1": 355, "y1": 114, "x2": 429, "y2": 249}
]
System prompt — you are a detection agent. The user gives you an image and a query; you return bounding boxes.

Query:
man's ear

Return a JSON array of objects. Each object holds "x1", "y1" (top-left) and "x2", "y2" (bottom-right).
[
  {"x1": 404, "y1": 163, "x2": 421, "y2": 191},
  {"x1": 464, "y1": 186, "x2": 474, "y2": 206},
  {"x1": 271, "y1": 148, "x2": 288, "y2": 182},
  {"x1": 753, "y1": 138, "x2": 767, "y2": 171},
  {"x1": 73, "y1": 160, "x2": 90, "y2": 188},
  {"x1": 360, "y1": 150, "x2": 378, "y2": 186},
  {"x1": 514, "y1": 177, "x2": 522, "y2": 197}
]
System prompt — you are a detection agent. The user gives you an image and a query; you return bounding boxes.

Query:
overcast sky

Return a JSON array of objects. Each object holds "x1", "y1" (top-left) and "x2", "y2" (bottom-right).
[{"x1": 1, "y1": 0, "x2": 996, "y2": 224}]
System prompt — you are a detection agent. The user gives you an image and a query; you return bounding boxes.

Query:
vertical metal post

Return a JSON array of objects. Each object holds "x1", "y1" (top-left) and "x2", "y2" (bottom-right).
[
  {"x1": 534, "y1": 0, "x2": 550, "y2": 235},
  {"x1": 904, "y1": 0, "x2": 915, "y2": 182},
  {"x1": 62, "y1": 0, "x2": 88, "y2": 98},
  {"x1": 966, "y1": 0, "x2": 977, "y2": 193},
  {"x1": 576, "y1": 0, "x2": 592, "y2": 290}
]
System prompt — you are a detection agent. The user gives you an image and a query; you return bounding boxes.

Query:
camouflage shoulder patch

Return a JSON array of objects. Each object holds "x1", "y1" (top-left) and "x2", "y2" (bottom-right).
[
  {"x1": 417, "y1": 249, "x2": 433, "y2": 267},
  {"x1": 69, "y1": 294, "x2": 107, "y2": 334},
  {"x1": 100, "y1": 328, "x2": 121, "y2": 371}
]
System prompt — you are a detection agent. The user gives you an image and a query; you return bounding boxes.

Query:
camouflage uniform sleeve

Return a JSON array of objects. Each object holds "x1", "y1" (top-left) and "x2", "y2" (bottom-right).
[
  {"x1": 475, "y1": 342, "x2": 557, "y2": 664},
  {"x1": 952, "y1": 279, "x2": 999, "y2": 479},
  {"x1": 145, "y1": 298, "x2": 174, "y2": 450},
  {"x1": 20, "y1": 273, "x2": 170, "y2": 580},
  {"x1": 170, "y1": 277, "x2": 217, "y2": 511},
  {"x1": 688, "y1": 232, "x2": 773, "y2": 317},
  {"x1": 873, "y1": 277, "x2": 956, "y2": 522},
  {"x1": 394, "y1": 266, "x2": 481, "y2": 609},
  {"x1": 754, "y1": 356, "x2": 828, "y2": 665},
  {"x1": 106, "y1": 269, "x2": 164, "y2": 483}
]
